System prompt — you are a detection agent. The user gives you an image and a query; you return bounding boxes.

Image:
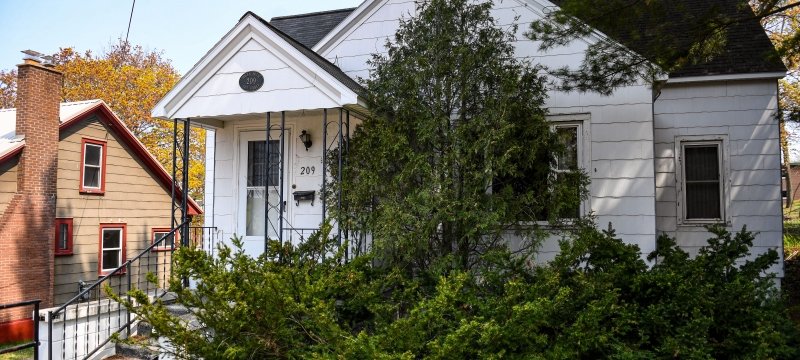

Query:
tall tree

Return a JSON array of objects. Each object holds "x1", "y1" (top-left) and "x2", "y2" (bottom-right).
[
  {"x1": 760, "y1": 3, "x2": 800, "y2": 205},
  {"x1": 332, "y1": 0, "x2": 587, "y2": 273},
  {"x1": 0, "y1": 70, "x2": 14, "y2": 109},
  {"x1": 0, "y1": 40, "x2": 205, "y2": 207}
]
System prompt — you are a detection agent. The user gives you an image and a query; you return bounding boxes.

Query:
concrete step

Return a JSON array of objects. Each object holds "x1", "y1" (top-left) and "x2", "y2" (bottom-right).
[{"x1": 114, "y1": 334, "x2": 158, "y2": 360}]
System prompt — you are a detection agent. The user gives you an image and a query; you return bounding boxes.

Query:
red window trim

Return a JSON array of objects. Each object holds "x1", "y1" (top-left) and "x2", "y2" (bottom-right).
[
  {"x1": 54, "y1": 218, "x2": 73, "y2": 256},
  {"x1": 152, "y1": 227, "x2": 176, "y2": 252},
  {"x1": 80, "y1": 138, "x2": 107, "y2": 195},
  {"x1": 98, "y1": 223, "x2": 126, "y2": 276}
]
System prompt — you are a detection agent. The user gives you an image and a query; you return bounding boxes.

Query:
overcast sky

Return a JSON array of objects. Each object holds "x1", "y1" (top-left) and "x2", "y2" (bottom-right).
[{"x1": 0, "y1": 0, "x2": 362, "y2": 75}]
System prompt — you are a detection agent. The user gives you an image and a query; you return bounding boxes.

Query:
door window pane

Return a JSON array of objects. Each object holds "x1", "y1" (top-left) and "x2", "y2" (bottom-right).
[{"x1": 246, "y1": 140, "x2": 281, "y2": 237}]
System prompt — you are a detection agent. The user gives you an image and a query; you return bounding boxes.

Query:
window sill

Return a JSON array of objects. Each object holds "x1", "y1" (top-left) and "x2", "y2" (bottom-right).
[
  {"x1": 678, "y1": 219, "x2": 730, "y2": 227},
  {"x1": 80, "y1": 189, "x2": 105, "y2": 195},
  {"x1": 507, "y1": 219, "x2": 581, "y2": 230},
  {"x1": 98, "y1": 269, "x2": 126, "y2": 277},
  {"x1": 55, "y1": 251, "x2": 73, "y2": 256}
]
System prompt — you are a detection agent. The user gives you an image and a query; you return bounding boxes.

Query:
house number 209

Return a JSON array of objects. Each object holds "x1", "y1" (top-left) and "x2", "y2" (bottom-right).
[{"x1": 300, "y1": 166, "x2": 315, "y2": 175}]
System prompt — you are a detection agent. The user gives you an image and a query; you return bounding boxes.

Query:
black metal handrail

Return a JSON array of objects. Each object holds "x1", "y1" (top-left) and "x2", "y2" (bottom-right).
[
  {"x1": 0, "y1": 299, "x2": 40, "y2": 360},
  {"x1": 47, "y1": 220, "x2": 189, "y2": 360}
]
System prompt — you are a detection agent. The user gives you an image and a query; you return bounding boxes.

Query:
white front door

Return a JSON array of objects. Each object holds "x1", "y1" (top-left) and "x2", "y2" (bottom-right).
[{"x1": 238, "y1": 130, "x2": 291, "y2": 248}]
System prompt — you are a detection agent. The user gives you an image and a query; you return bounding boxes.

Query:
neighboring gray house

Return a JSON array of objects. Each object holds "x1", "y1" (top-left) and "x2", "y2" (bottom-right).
[{"x1": 151, "y1": 0, "x2": 787, "y2": 278}]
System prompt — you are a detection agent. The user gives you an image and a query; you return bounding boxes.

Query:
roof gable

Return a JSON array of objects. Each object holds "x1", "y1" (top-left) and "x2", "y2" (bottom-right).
[
  {"x1": 62, "y1": 101, "x2": 203, "y2": 215},
  {"x1": 0, "y1": 100, "x2": 202, "y2": 215},
  {"x1": 152, "y1": 13, "x2": 363, "y2": 120}
]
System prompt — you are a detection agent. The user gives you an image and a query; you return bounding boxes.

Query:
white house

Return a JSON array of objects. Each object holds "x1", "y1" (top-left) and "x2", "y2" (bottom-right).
[{"x1": 152, "y1": 0, "x2": 787, "y2": 278}]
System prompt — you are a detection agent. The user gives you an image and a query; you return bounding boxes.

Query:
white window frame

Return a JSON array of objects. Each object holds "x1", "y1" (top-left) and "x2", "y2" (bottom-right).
[
  {"x1": 548, "y1": 113, "x2": 591, "y2": 220},
  {"x1": 80, "y1": 139, "x2": 106, "y2": 193},
  {"x1": 100, "y1": 226, "x2": 124, "y2": 274},
  {"x1": 675, "y1": 135, "x2": 731, "y2": 226}
]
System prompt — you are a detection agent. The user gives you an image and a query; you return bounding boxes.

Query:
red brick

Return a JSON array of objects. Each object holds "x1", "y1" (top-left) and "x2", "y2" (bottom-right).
[{"x1": 0, "y1": 61, "x2": 62, "y2": 323}]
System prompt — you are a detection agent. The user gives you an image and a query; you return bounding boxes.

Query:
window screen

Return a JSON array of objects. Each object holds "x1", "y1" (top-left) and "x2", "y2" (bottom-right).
[{"x1": 684, "y1": 144, "x2": 721, "y2": 219}]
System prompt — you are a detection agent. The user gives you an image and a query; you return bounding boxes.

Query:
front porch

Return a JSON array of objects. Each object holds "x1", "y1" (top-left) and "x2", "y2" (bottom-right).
[
  {"x1": 148, "y1": 11, "x2": 372, "y2": 259},
  {"x1": 193, "y1": 107, "x2": 364, "y2": 257}
]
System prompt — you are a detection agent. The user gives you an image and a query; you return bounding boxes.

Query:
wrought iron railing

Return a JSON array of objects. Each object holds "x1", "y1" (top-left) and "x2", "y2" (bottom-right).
[
  {"x1": 188, "y1": 226, "x2": 221, "y2": 258},
  {"x1": 0, "y1": 299, "x2": 40, "y2": 360},
  {"x1": 45, "y1": 221, "x2": 190, "y2": 360},
  {"x1": 286, "y1": 227, "x2": 319, "y2": 244}
]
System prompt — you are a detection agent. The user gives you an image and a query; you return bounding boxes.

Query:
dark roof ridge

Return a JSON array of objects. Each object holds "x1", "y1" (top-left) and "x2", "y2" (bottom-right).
[{"x1": 270, "y1": 7, "x2": 357, "y2": 22}]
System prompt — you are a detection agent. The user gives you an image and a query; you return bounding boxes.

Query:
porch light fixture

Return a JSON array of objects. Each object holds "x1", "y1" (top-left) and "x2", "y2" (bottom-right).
[{"x1": 299, "y1": 130, "x2": 312, "y2": 151}]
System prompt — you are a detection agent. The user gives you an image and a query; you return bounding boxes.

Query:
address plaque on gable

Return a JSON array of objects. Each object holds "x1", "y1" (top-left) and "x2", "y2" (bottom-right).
[{"x1": 239, "y1": 71, "x2": 264, "y2": 92}]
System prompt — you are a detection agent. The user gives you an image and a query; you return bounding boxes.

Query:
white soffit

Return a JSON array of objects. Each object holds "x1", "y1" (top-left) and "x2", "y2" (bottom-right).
[{"x1": 152, "y1": 14, "x2": 360, "y2": 120}]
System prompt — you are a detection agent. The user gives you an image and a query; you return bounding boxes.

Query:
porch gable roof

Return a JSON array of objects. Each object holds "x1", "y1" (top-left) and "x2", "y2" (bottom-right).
[{"x1": 151, "y1": 12, "x2": 365, "y2": 120}]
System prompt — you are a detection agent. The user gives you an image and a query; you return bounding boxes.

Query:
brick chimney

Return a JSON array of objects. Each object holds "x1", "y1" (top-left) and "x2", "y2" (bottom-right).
[
  {"x1": 0, "y1": 53, "x2": 62, "y2": 332},
  {"x1": 16, "y1": 54, "x2": 62, "y2": 195}
]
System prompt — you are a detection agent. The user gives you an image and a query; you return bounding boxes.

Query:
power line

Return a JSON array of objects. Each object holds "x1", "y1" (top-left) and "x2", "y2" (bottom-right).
[{"x1": 125, "y1": 0, "x2": 136, "y2": 44}]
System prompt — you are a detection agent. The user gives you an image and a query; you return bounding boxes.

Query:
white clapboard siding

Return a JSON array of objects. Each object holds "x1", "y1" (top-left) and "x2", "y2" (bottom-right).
[{"x1": 654, "y1": 79, "x2": 783, "y2": 276}]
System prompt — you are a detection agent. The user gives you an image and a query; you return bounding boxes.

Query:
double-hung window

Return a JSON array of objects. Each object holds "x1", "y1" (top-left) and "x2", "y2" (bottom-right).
[
  {"x1": 553, "y1": 123, "x2": 582, "y2": 219},
  {"x1": 81, "y1": 138, "x2": 106, "y2": 194},
  {"x1": 677, "y1": 137, "x2": 728, "y2": 224},
  {"x1": 492, "y1": 116, "x2": 587, "y2": 221},
  {"x1": 54, "y1": 218, "x2": 73, "y2": 256},
  {"x1": 99, "y1": 224, "x2": 126, "y2": 275}
]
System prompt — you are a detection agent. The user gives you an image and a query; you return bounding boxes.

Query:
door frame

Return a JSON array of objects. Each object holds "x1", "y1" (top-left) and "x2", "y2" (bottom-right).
[{"x1": 236, "y1": 128, "x2": 293, "y2": 242}]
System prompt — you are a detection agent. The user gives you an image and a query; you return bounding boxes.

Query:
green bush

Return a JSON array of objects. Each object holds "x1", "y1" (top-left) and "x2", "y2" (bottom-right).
[
  {"x1": 118, "y1": 223, "x2": 799, "y2": 359},
  {"x1": 784, "y1": 222, "x2": 800, "y2": 248}
]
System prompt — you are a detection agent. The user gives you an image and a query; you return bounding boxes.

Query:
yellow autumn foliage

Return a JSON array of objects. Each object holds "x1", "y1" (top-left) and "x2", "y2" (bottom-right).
[{"x1": 0, "y1": 39, "x2": 205, "y2": 219}]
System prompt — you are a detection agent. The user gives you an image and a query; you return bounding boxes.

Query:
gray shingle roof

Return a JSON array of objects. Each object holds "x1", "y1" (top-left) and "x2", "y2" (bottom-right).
[
  {"x1": 242, "y1": 11, "x2": 364, "y2": 95},
  {"x1": 268, "y1": 0, "x2": 784, "y2": 78},
  {"x1": 548, "y1": 0, "x2": 786, "y2": 77},
  {"x1": 270, "y1": 8, "x2": 355, "y2": 48}
]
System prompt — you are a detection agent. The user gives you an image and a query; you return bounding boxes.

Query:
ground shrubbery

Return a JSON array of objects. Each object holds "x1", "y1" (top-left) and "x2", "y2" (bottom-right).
[{"x1": 121, "y1": 222, "x2": 799, "y2": 359}]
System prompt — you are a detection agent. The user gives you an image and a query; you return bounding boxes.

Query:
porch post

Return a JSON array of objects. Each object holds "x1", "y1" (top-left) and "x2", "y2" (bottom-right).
[
  {"x1": 265, "y1": 112, "x2": 271, "y2": 254},
  {"x1": 345, "y1": 110, "x2": 350, "y2": 260},
  {"x1": 279, "y1": 111, "x2": 286, "y2": 248},
  {"x1": 171, "y1": 117, "x2": 190, "y2": 288},
  {"x1": 322, "y1": 109, "x2": 328, "y2": 223},
  {"x1": 171, "y1": 118, "x2": 177, "y2": 237},
  {"x1": 182, "y1": 118, "x2": 190, "y2": 246},
  {"x1": 337, "y1": 108, "x2": 343, "y2": 245}
]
